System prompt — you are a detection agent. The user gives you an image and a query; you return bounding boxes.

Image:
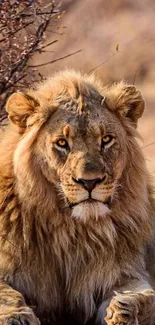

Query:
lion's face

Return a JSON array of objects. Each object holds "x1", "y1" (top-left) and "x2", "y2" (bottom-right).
[
  {"x1": 36, "y1": 99, "x2": 127, "y2": 219},
  {"x1": 6, "y1": 71, "x2": 145, "y2": 221}
]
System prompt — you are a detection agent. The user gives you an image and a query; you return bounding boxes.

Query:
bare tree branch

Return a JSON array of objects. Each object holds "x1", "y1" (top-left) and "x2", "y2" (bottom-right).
[
  {"x1": 87, "y1": 52, "x2": 118, "y2": 74},
  {"x1": 29, "y1": 49, "x2": 83, "y2": 68},
  {"x1": 36, "y1": 39, "x2": 58, "y2": 51},
  {"x1": 0, "y1": 0, "x2": 62, "y2": 120},
  {"x1": 143, "y1": 142, "x2": 155, "y2": 149}
]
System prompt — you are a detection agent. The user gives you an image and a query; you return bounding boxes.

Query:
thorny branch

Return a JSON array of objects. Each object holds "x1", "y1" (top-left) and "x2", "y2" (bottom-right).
[{"x1": 0, "y1": 0, "x2": 61, "y2": 122}]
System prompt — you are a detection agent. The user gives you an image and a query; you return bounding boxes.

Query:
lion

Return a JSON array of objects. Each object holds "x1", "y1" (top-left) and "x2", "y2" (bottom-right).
[{"x1": 0, "y1": 69, "x2": 155, "y2": 325}]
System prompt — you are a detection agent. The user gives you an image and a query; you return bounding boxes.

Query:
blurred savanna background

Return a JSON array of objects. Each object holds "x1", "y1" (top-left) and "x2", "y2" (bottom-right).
[{"x1": 1, "y1": 0, "x2": 155, "y2": 176}]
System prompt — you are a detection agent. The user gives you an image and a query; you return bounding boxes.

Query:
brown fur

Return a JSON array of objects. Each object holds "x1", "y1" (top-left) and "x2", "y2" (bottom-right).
[{"x1": 0, "y1": 70, "x2": 155, "y2": 325}]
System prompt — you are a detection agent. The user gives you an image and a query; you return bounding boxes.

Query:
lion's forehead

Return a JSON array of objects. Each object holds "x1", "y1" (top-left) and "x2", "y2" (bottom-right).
[{"x1": 46, "y1": 104, "x2": 121, "y2": 138}]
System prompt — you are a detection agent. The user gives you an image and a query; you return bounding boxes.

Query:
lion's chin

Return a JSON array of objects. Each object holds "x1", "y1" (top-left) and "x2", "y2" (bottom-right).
[{"x1": 71, "y1": 201, "x2": 110, "y2": 221}]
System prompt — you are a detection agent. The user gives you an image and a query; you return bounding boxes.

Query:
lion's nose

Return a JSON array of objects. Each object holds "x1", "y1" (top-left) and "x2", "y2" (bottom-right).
[{"x1": 72, "y1": 176, "x2": 107, "y2": 192}]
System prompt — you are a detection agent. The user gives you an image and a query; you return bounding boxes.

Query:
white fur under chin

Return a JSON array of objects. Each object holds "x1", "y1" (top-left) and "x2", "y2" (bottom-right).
[{"x1": 71, "y1": 201, "x2": 110, "y2": 221}]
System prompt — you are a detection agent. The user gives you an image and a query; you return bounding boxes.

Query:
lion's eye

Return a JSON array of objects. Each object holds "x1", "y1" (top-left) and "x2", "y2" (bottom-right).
[
  {"x1": 102, "y1": 135, "x2": 114, "y2": 148},
  {"x1": 55, "y1": 138, "x2": 69, "y2": 149}
]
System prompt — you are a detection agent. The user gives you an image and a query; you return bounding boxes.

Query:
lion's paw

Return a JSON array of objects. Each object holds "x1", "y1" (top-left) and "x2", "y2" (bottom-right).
[
  {"x1": 104, "y1": 293, "x2": 139, "y2": 325},
  {"x1": 0, "y1": 308, "x2": 40, "y2": 325}
]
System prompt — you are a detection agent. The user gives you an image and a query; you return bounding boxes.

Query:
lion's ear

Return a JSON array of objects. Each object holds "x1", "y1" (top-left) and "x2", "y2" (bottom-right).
[
  {"x1": 6, "y1": 92, "x2": 39, "y2": 128},
  {"x1": 105, "y1": 82, "x2": 145, "y2": 125}
]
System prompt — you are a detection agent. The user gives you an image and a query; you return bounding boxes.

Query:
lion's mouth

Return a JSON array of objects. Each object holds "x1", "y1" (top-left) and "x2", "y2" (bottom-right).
[{"x1": 68, "y1": 197, "x2": 112, "y2": 208}]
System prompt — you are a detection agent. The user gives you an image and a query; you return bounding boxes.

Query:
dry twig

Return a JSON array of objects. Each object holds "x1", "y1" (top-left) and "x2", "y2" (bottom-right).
[{"x1": 0, "y1": 0, "x2": 60, "y2": 121}]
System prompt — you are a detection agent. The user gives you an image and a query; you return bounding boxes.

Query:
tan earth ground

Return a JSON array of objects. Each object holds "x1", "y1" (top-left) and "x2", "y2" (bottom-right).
[{"x1": 30, "y1": 0, "x2": 155, "y2": 178}]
